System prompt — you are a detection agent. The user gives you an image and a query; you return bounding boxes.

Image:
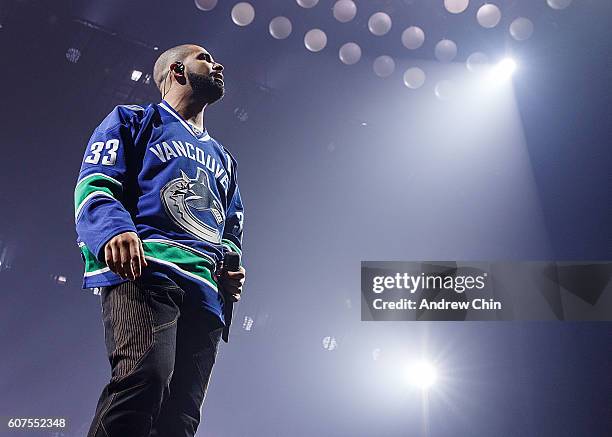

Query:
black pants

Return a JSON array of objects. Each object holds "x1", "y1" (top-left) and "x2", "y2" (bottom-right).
[{"x1": 87, "y1": 279, "x2": 224, "y2": 437}]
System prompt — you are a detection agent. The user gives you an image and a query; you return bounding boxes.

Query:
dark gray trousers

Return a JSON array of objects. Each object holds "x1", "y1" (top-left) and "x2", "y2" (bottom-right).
[{"x1": 87, "y1": 279, "x2": 224, "y2": 437}]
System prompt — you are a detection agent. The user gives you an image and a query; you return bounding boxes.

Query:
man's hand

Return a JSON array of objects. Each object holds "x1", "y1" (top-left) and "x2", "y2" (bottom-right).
[
  {"x1": 104, "y1": 231, "x2": 148, "y2": 280},
  {"x1": 218, "y1": 265, "x2": 246, "y2": 302}
]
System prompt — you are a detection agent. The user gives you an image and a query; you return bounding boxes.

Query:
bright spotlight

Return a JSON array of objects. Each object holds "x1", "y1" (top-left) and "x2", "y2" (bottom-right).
[
  {"x1": 406, "y1": 360, "x2": 437, "y2": 389},
  {"x1": 490, "y1": 58, "x2": 517, "y2": 81},
  {"x1": 130, "y1": 70, "x2": 143, "y2": 81}
]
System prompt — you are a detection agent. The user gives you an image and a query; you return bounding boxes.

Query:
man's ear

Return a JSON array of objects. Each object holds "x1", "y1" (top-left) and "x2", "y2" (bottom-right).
[
  {"x1": 171, "y1": 64, "x2": 187, "y2": 85},
  {"x1": 171, "y1": 62, "x2": 185, "y2": 76}
]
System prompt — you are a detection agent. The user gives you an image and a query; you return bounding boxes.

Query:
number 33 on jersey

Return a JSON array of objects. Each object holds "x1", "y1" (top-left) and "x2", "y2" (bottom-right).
[{"x1": 84, "y1": 139, "x2": 119, "y2": 166}]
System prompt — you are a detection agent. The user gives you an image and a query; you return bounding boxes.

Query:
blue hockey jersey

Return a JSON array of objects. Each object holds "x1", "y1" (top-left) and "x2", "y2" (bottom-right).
[{"x1": 74, "y1": 100, "x2": 244, "y2": 325}]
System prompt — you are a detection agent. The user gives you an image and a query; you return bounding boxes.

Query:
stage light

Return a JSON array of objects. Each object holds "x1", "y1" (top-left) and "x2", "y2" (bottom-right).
[
  {"x1": 52, "y1": 274, "x2": 67, "y2": 285},
  {"x1": 231, "y1": 2, "x2": 255, "y2": 27},
  {"x1": 373, "y1": 55, "x2": 395, "y2": 78},
  {"x1": 444, "y1": 0, "x2": 469, "y2": 15},
  {"x1": 269, "y1": 16, "x2": 292, "y2": 39},
  {"x1": 435, "y1": 39, "x2": 458, "y2": 63},
  {"x1": 242, "y1": 316, "x2": 254, "y2": 331},
  {"x1": 510, "y1": 17, "x2": 534, "y2": 41},
  {"x1": 297, "y1": 0, "x2": 319, "y2": 8},
  {"x1": 333, "y1": 0, "x2": 357, "y2": 23},
  {"x1": 477, "y1": 4, "x2": 501, "y2": 29},
  {"x1": 434, "y1": 80, "x2": 454, "y2": 100},
  {"x1": 403, "y1": 67, "x2": 426, "y2": 90},
  {"x1": 304, "y1": 28, "x2": 327, "y2": 52},
  {"x1": 234, "y1": 107, "x2": 249, "y2": 122},
  {"x1": 130, "y1": 70, "x2": 143, "y2": 81},
  {"x1": 401, "y1": 26, "x2": 425, "y2": 50},
  {"x1": 466, "y1": 52, "x2": 489, "y2": 72},
  {"x1": 368, "y1": 12, "x2": 392, "y2": 36},
  {"x1": 490, "y1": 58, "x2": 517, "y2": 81},
  {"x1": 65, "y1": 47, "x2": 81, "y2": 63},
  {"x1": 406, "y1": 360, "x2": 437, "y2": 389},
  {"x1": 547, "y1": 0, "x2": 572, "y2": 10},
  {"x1": 194, "y1": 0, "x2": 217, "y2": 11},
  {"x1": 0, "y1": 240, "x2": 14, "y2": 271},
  {"x1": 372, "y1": 348, "x2": 381, "y2": 361},
  {"x1": 339, "y1": 42, "x2": 361, "y2": 65},
  {"x1": 322, "y1": 336, "x2": 338, "y2": 351}
]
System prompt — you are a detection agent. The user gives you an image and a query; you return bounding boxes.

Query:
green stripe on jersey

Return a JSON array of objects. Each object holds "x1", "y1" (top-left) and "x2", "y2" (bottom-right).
[
  {"x1": 79, "y1": 243, "x2": 107, "y2": 274},
  {"x1": 142, "y1": 240, "x2": 217, "y2": 287},
  {"x1": 74, "y1": 173, "x2": 122, "y2": 219},
  {"x1": 80, "y1": 239, "x2": 218, "y2": 291},
  {"x1": 221, "y1": 238, "x2": 242, "y2": 255}
]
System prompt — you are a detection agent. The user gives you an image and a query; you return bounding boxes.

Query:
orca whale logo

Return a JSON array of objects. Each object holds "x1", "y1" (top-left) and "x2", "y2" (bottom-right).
[{"x1": 160, "y1": 167, "x2": 225, "y2": 244}]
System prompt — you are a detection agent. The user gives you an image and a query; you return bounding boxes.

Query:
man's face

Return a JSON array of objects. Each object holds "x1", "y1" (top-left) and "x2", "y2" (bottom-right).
[{"x1": 184, "y1": 46, "x2": 224, "y2": 104}]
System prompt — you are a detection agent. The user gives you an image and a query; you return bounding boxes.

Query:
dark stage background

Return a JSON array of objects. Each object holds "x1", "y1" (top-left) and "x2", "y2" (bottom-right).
[{"x1": 0, "y1": 1, "x2": 611, "y2": 436}]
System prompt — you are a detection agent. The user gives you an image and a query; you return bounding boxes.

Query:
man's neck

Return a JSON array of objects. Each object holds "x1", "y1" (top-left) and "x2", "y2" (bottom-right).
[{"x1": 165, "y1": 94, "x2": 208, "y2": 133}]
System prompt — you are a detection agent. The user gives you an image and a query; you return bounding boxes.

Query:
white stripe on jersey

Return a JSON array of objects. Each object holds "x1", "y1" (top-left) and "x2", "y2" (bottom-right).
[
  {"x1": 142, "y1": 238, "x2": 217, "y2": 266},
  {"x1": 75, "y1": 191, "x2": 116, "y2": 222},
  {"x1": 76, "y1": 172, "x2": 122, "y2": 188}
]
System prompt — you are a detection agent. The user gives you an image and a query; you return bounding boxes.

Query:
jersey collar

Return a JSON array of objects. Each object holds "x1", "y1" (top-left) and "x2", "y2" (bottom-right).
[{"x1": 158, "y1": 100, "x2": 211, "y2": 142}]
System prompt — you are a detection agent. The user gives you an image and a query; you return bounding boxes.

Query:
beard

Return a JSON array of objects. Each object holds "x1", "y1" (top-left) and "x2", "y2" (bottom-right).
[{"x1": 187, "y1": 72, "x2": 224, "y2": 104}]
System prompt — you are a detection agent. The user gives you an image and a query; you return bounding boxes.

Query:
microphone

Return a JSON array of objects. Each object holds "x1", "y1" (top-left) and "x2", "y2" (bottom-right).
[
  {"x1": 221, "y1": 251, "x2": 240, "y2": 343},
  {"x1": 224, "y1": 252, "x2": 240, "y2": 272}
]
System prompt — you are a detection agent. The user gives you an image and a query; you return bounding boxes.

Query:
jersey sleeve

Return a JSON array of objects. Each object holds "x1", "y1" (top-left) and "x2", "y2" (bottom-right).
[
  {"x1": 221, "y1": 151, "x2": 244, "y2": 261},
  {"x1": 74, "y1": 106, "x2": 139, "y2": 262}
]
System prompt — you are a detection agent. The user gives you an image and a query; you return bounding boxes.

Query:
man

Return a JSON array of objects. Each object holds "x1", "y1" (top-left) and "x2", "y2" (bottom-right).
[{"x1": 74, "y1": 44, "x2": 246, "y2": 437}]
